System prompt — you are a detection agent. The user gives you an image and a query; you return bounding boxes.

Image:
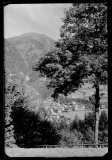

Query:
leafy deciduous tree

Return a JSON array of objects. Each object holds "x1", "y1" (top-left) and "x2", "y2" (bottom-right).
[{"x1": 33, "y1": 3, "x2": 107, "y2": 145}]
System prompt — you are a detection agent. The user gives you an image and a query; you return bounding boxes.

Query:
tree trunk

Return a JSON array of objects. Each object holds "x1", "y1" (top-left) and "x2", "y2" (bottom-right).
[
  {"x1": 94, "y1": 82, "x2": 100, "y2": 146},
  {"x1": 51, "y1": 89, "x2": 58, "y2": 101}
]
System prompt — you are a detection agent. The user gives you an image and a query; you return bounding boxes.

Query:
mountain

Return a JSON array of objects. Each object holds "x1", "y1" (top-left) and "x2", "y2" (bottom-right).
[
  {"x1": 7, "y1": 32, "x2": 55, "y2": 72},
  {"x1": 5, "y1": 33, "x2": 55, "y2": 99},
  {"x1": 4, "y1": 40, "x2": 28, "y2": 75},
  {"x1": 5, "y1": 33, "x2": 107, "y2": 101}
]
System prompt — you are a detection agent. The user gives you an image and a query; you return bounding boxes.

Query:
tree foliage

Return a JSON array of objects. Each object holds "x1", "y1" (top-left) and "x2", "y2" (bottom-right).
[
  {"x1": 5, "y1": 71, "x2": 24, "y2": 147},
  {"x1": 33, "y1": 3, "x2": 107, "y2": 99},
  {"x1": 33, "y1": 3, "x2": 107, "y2": 145},
  {"x1": 60, "y1": 3, "x2": 107, "y2": 84},
  {"x1": 5, "y1": 71, "x2": 60, "y2": 148},
  {"x1": 70, "y1": 111, "x2": 108, "y2": 144},
  {"x1": 33, "y1": 42, "x2": 87, "y2": 99},
  {"x1": 11, "y1": 96, "x2": 60, "y2": 147}
]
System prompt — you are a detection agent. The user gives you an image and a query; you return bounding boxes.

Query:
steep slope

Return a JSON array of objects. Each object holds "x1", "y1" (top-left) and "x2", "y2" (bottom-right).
[
  {"x1": 7, "y1": 32, "x2": 55, "y2": 72},
  {"x1": 6, "y1": 33, "x2": 55, "y2": 99},
  {"x1": 6, "y1": 33, "x2": 107, "y2": 102},
  {"x1": 7, "y1": 32, "x2": 55, "y2": 48},
  {"x1": 4, "y1": 40, "x2": 28, "y2": 75}
]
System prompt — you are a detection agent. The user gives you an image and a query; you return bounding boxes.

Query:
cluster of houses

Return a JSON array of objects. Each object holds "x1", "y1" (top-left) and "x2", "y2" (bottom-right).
[
  {"x1": 47, "y1": 101, "x2": 86, "y2": 121},
  {"x1": 49, "y1": 100, "x2": 108, "y2": 121},
  {"x1": 71, "y1": 101, "x2": 85, "y2": 111},
  {"x1": 100, "y1": 104, "x2": 108, "y2": 109},
  {"x1": 51, "y1": 101, "x2": 86, "y2": 116}
]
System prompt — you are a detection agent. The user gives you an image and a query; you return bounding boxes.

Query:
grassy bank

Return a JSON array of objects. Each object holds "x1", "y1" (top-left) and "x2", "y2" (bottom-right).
[{"x1": 5, "y1": 147, "x2": 108, "y2": 157}]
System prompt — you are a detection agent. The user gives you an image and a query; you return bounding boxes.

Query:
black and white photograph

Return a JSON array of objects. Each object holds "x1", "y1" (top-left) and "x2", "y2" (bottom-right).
[{"x1": 4, "y1": 3, "x2": 108, "y2": 157}]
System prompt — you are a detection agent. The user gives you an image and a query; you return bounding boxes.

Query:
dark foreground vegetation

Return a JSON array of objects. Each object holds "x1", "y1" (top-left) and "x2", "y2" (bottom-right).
[
  {"x1": 5, "y1": 72, "x2": 108, "y2": 148},
  {"x1": 5, "y1": 3, "x2": 107, "y2": 148}
]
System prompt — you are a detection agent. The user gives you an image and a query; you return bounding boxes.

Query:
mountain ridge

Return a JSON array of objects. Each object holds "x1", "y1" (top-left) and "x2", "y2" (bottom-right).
[
  {"x1": 5, "y1": 33, "x2": 107, "y2": 101},
  {"x1": 7, "y1": 32, "x2": 55, "y2": 73},
  {"x1": 5, "y1": 33, "x2": 56, "y2": 99},
  {"x1": 7, "y1": 32, "x2": 55, "y2": 46},
  {"x1": 5, "y1": 40, "x2": 29, "y2": 75}
]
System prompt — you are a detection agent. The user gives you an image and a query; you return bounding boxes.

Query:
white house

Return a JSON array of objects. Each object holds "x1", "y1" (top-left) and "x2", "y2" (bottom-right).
[
  {"x1": 58, "y1": 108, "x2": 62, "y2": 114},
  {"x1": 100, "y1": 105, "x2": 106, "y2": 109},
  {"x1": 25, "y1": 76, "x2": 30, "y2": 81},
  {"x1": 82, "y1": 105, "x2": 85, "y2": 110},
  {"x1": 72, "y1": 101, "x2": 77, "y2": 105},
  {"x1": 64, "y1": 104, "x2": 68, "y2": 109},
  {"x1": 61, "y1": 107, "x2": 65, "y2": 112},
  {"x1": 75, "y1": 105, "x2": 78, "y2": 110},
  {"x1": 73, "y1": 104, "x2": 85, "y2": 111}
]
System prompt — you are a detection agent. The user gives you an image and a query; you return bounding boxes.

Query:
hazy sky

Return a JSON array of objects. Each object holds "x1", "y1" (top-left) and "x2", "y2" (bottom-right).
[{"x1": 4, "y1": 3, "x2": 72, "y2": 40}]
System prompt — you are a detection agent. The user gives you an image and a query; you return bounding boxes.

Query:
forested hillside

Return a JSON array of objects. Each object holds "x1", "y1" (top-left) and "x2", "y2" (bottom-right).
[
  {"x1": 5, "y1": 33, "x2": 56, "y2": 99},
  {"x1": 7, "y1": 32, "x2": 55, "y2": 72}
]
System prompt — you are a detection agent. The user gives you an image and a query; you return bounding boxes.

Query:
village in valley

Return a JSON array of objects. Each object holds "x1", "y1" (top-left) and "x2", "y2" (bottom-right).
[{"x1": 5, "y1": 3, "x2": 108, "y2": 157}]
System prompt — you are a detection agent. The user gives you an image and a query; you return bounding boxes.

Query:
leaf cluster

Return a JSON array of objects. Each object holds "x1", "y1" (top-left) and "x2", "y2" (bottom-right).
[{"x1": 33, "y1": 3, "x2": 107, "y2": 99}]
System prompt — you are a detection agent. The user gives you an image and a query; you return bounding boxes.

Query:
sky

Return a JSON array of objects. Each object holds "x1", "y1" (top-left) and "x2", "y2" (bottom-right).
[{"x1": 4, "y1": 3, "x2": 72, "y2": 40}]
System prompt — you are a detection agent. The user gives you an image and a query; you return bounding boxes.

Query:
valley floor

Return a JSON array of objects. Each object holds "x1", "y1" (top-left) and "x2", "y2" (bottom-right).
[
  {"x1": 59, "y1": 108, "x2": 108, "y2": 120},
  {"x1": 5, "y1": 147, "x2": 108, "y2": 157}
]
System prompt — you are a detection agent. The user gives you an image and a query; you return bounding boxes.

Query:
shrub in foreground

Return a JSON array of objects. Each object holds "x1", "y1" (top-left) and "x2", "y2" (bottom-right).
[
  {"x1": 70, "y1": 110, "x2": 108, "y2": 144},
  {"x1": 5, "y1": 72, "x2": 23, "y2": 147},
  {"x1": 11, "y1": 96, "x2": 60, "y2": 148},
  {"x1": 99, "y1": 111, "x2": 108, "y2": 144},
  {"x1": 59, "y1": 128, "x2": 83, "y2": 147}
]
